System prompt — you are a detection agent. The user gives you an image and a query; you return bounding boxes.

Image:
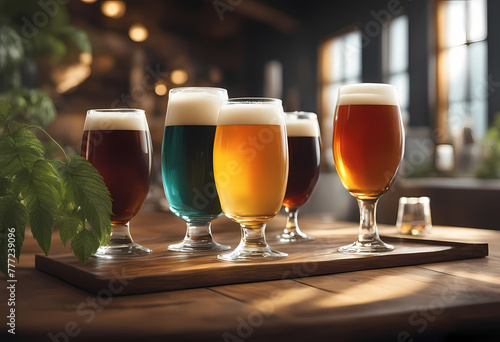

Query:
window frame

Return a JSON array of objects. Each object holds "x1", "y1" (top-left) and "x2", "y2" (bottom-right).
[
  {"x1": 318, "y1": 26, "x2": 362, "y2": 168},
  {"x1": 382, "y1": 13, "x2": 410, "y2": 123},
  {"x1": 435, "y1": 0, "x2": 488, "y2": 143}
]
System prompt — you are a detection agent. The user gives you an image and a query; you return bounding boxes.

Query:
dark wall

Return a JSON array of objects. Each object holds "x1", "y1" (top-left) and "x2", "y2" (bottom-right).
[
  {"x1": 487, "y1": 0, "x2": 500, "y2": 125},
  {"x1": 240, "y1": 18, "x2": 317, "y2": 113},
  {"x1": 234, "y1": 0, "x2": 500, "y2": 229},
  {"x1": 241, "y1": 0, "x2": 500, "y2": 128}
]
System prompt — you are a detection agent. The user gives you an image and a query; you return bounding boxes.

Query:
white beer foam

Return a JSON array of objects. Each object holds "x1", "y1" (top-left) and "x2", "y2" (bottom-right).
[
  {"x1": 84, "y1": 110, "x2": 148, "y2": 131},
  {"x1": 286, "y1": 116, "x2": 320, "y2": 137},
  {"x1": 165, "y1": 89, "x2": 227, "y2": 126},
  {"x1": 217, "y1": 101, "x2": 284, "y2": 126},
  {"x1": 337, "y1": 83, "x2": 399, "y2": 106}
]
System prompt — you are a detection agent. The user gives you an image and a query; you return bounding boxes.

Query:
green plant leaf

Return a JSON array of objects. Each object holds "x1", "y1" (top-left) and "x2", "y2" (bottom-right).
[
  {"x1": 0, "y1": 176, "x2": 12, "y2": 197},
  {"x1": 59, "y1": 213, "x2": 83, "y2": 247},
  {"x1": 0, "y1": 236, "x2": 8, "y2": 277},
  {"x1": 44, "y1": 3, "x2": 70, "y2": 34},
  {"x1": 33, "y1": 30, "x2": 67, "y2": 63},
  {"x1": 0, "y1": 26, "x2": 24, "y2": 70},
  {"x1": 49, "y1": 159, "x2": 67, "y2": 200},
  {"x1": 0, "y1": 125, "x2": 44, "y2": 176},
  {"x1": 70, "y1": 228, "x2": 100, "y2": 264},
  {"x1": 60, "y1": 26, "x2": 92, "y2": 54},
  {"x1": 0, "y1": 100, "x2": 12, "y2": 126},
  {"x1": 57, "y1": 156, "x2": 112, "y2": 247},
  {"x1": 0, "y1": 194, "x2": 28, "y2": 260},
  {"x1": 2, "y1": 89, "x2": 57, "y2": 127},
  {"x1": 0, "y1": 136, "x2": 21, "y2": 176},
  {"x1": 18, "y1": 159, "x2": 62, "y2": 254}
]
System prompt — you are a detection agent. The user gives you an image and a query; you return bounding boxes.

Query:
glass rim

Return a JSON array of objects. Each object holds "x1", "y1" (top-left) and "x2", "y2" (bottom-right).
[
  {"x1": 285, "y1": 111, "x2": 317, "y2": 120},
  {"x1": 168, "y1": 87, "x2": 228, "y2": 95},
  {"x1": 336, "y1": 83, "x2": 399, "y2": 106},
  {"x1": 399, "y1": 196, "x2": 430, "y2": 204},
  {"x1": 87, "y1": 108, "x2": 145, "y2": 115},
  {"x1": 224, "y1": 97, "x2": 282, "y2": 105},
  {"x1": 339, "y1": 83, "x2": 397, "y2": 90}
]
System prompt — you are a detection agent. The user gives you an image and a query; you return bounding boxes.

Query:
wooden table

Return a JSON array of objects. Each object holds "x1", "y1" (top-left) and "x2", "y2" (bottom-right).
[{"x1": 3, "y1": 210, "x2": 500, "y2": 341}]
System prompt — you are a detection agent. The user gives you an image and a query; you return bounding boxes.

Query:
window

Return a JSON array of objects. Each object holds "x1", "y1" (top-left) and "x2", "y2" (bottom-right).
[
  {"x1": 319, "y1": 29, "x2": 362, "y2": 167},
  {"x1": 437, "y1": 0, "x2": 488, "y2": 141},
  {"x1": 384, "y1": 15, "x2": 409, "y2": 124}
]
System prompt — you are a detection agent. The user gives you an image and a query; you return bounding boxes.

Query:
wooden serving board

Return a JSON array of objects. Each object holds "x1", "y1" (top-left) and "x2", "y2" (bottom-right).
[{"x1": 35, "y1": 229, "x2": 488, "y2": 296}]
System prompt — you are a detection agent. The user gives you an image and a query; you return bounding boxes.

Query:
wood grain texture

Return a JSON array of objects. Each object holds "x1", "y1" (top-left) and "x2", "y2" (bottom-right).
[
  {"x1": 35, "y1": 225, "x2": 488, "y2": 295},
  {"x1": 4, "y1": 211, "x2": 500, "y2": 341},
  {"x1": 209, "y1": 266, "x2": 500, "y2": 341}
]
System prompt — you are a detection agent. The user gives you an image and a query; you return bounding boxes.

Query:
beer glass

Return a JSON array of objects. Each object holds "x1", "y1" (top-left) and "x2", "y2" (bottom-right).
[
  {"x1": 333, "y1": 84, "x2": 404, "y2": 253},
  {"x1": 214, "y1": 98, "x2": 288, "y2": 261},
  {"x1": 278, "y1": 112, "x2": 321, "y2": 242},
  {"x1": 162, "y1": 87, "x2": 230, "y2": 252},
  {"x1": 81, "y1": 109, "x2": 153, "y2": 257}
]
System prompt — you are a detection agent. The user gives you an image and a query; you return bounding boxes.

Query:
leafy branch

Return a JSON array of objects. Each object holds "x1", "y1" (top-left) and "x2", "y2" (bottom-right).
[{"x1": 0, "y1": 101, "x2": 112, "y2": 275}]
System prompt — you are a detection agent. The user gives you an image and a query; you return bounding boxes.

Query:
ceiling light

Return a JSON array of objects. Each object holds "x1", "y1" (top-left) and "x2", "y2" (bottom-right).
[
  {"x1": 170, "y1": 69, "x2": 188, "y2": 85},
  {"x1": 155, "y1": 82, "x2": 167, "y2": 96},
  {"x1": 101, "y1": 1, "x2": 126, "y2": 19},
  {"x1": 129, "y1": 24, "x2": 149, "y2": 42}
]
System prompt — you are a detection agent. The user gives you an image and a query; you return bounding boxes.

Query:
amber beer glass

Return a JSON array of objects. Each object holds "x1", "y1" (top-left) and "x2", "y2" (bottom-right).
[
  {"x1": 162, "y1": 87, "x2": 230, "y2": 252},
  {"x1": 333, "y1": 84, "x2": 404, "y2": 253},
  {"x1": 81, "y1": 109, "x2": 153, "y2": 257},
  {"x1": 278, "y1": 112, "x2": 320, "y2": 242},
  {"x1": 214, "y1": 98, "x2": 288, "y2": 261}
]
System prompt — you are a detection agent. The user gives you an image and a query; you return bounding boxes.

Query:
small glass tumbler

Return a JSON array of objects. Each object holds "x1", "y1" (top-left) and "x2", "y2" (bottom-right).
[{"x1": 396, "y1": 197, "x2": 432, "y2": 236}]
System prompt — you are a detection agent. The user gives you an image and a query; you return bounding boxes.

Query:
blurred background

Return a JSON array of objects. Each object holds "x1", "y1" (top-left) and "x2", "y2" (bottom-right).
[{"x1": 1, "y1": 0, "x2": 499, "y2": 229}]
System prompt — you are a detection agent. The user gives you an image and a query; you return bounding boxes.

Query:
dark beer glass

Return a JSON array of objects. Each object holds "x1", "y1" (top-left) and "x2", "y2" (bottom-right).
[
  {"x1": 81, "y1": 109, "x2": 153, "y2": 258},
  {"x1": 333, "y1": 84, "x2": 404, "y2": 253},
  {"x1": 278, "y1": 112, "x2": 320, "y2": 242},
  {"x1": 162, "y1": 87, "x2": 230, "y2": 252}
]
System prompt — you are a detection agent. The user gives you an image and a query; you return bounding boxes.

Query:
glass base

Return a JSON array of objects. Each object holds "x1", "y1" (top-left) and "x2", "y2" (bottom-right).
[
  {"x1": 218, "y1": 245, "x2": 287, "y2": 262},
  {"x1": 168, "y1": 222, "x2": 231, "y2": 253},
  {"x1": 168, "y1": 240, "x2": 231, "y2": 252},
  {"x1": 337, "y1": 238, "x2": 394, "y2": 254},
  {"x1": 280, "y1": 207, "x2": 315, "y2": 243},
  {"x1": 277, "y1": 231, "x2": 315, "y2": 242},
  {"x1": 92, "y1": 243, "x2": 152, "y2": 259},
  {"x1": 218, "y1": 223, "x2": 287, "y2": 261}
]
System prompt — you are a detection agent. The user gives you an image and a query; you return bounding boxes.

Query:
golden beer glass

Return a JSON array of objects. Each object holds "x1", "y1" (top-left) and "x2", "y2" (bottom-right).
[
  {"x1": 333, "y1": 84, "x2": 404, "y2": 253},
  {"x1": 214, "y1": 98, "x2": 288, "y2": 261}
]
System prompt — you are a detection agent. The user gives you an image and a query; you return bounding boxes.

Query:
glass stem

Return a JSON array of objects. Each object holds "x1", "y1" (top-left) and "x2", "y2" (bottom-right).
[
  {"x1": 284, "y1": 207, "x2": 299, "y2": 235},
  {"x1": 109, "y1": 222, "x2": 133, "y2": 246},
  {"x1": 184, "y1": 222, "x2": 213, "y2": 243},
  {"x1": 357, "y1": 198, "x2": 380, "y2": 243},
  {"x1": 240, "y1": 223, "x2": 267, "y2": 249}
]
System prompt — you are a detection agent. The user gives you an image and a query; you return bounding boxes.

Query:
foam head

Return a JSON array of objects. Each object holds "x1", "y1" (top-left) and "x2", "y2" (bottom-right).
[
  {"x1": 285, "y1": 112, "x2": 320, "y2": 137},
  {"x1": 217, "y1": 98, "x2": 284, "y2": 126},
  {"x1": 84, "y1": 109, "x2": 148, "y2": 131},
  {"x1": 337, "y1": 83, "x2": 399, "y2": 106},
  {"x1": 165, "y1": 87, "x2": 228, "y2": 126}
]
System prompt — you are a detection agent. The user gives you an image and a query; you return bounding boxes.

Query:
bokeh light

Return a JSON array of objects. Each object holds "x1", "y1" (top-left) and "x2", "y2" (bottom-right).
[
  {"x1": 155, "y1": 82, "x2": 168, "y2": 96},
  {"x1": 129, "y1": 24, "x2": 149, "y2": 42},
  {"x1": 170, "y1": 69, "x2": 188, "y2": 85},
  {"x1": 101, "y1": 1, "x2": 126, "y2": 18}
]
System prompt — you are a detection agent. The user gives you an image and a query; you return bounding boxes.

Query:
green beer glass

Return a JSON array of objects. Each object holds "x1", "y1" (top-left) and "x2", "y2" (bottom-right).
[{"x1": 162, "y1": 87, "x2": 231, "y2": 252}]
